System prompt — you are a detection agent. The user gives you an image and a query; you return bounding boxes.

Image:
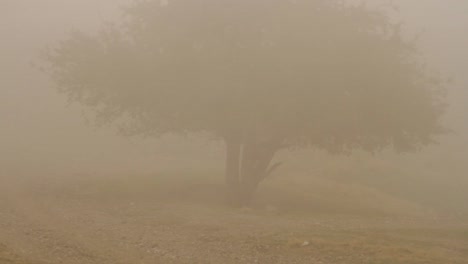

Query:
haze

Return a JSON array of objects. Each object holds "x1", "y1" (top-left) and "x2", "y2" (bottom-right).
[{"x1": 1, "y1": 1, "x2": 467, "y2": 263}]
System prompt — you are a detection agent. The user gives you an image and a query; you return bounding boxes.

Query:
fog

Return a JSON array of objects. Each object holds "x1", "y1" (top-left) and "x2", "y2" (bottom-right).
[
  {"x1": 1, "y1": 1, "x2": 468, "y2": 263},
  {"x1": 1, "y1": 0, "x2": 467, "y2": 175},
  {"x1": 1, "y1": 0, "x2": 467, "y2": 174},
  {"x1": 1, "y1": 0, "x2": 215, "y2": 176}
]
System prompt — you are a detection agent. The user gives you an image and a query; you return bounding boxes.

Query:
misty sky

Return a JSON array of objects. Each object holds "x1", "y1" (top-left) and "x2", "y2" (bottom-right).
[{"x1": 1, "y1": 0, "x2": 467, "y2": 176}]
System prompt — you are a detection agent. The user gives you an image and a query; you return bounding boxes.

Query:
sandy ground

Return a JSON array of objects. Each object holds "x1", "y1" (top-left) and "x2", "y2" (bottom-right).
[{"x1": 1, "y1": 174, "x2": 467, "y2": 264}]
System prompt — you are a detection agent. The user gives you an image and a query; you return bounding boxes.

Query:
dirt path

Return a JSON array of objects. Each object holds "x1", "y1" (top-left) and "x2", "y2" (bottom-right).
[{"x1": 1, "y1": 175, "x2": 467, "y2": 264}]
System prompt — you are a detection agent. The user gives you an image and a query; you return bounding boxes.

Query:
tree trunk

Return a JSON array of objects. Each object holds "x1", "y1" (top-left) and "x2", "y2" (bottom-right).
[
  {"x1": 224, "y1": 135, "x2": 241, "y2": 206},
  {"x1": 224, "y1": 135, "x2": 282, "y2": 207},
  {"x1": 238, "y1": 139, "x2": 281, "y2": 206},
  {"x1": 239, "y1": 141, "x2": 257, "y2": 205}
]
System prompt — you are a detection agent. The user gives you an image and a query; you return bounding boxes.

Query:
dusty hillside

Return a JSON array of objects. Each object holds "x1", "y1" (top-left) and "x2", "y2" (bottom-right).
[{"x1": 1, "y1": 173, "x2": 467, "y2": 264}]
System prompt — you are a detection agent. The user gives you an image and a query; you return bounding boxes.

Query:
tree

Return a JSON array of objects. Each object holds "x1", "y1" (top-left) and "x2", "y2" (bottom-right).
[{"x1": 44, "y1": 0, "x2": 446, "y2": 206}]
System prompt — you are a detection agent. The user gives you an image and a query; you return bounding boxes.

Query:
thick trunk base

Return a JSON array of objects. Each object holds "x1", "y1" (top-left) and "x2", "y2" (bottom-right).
[{"x1": 224, "y1": 136, "x2": 281, "y2": 207}]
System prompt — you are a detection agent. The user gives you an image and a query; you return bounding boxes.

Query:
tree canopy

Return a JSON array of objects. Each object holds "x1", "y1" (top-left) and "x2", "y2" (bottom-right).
[
  {"x1": 45, "y1": 0, "x2": 446, "y2": 204},
  {"x1": 46, "y1": 0, "x2": 444, "y2": 152}
]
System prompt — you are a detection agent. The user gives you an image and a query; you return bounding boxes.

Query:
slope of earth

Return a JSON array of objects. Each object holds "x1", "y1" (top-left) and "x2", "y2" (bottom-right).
[{"x1": 0, "y1": 173, "x2": 467, "y2": 264}]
